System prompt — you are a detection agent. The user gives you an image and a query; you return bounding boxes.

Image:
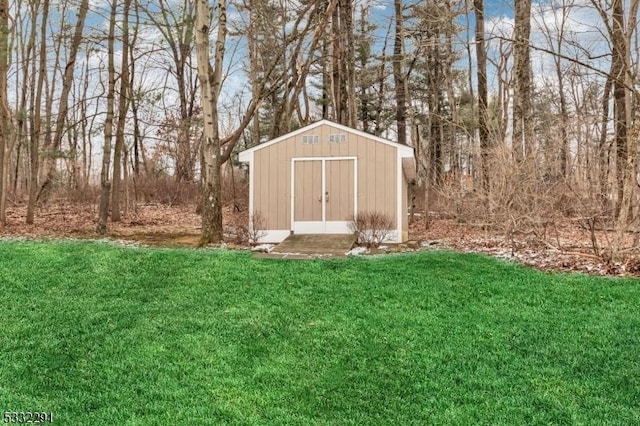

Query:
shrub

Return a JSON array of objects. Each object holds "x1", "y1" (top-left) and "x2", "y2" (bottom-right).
[
  {"x1": 348, "y1": 211, "x2": 395, "y2": 248},
  {"x1": 236, "y1": 210, "x2": 266, "y2": 245},
  {"x1": 135, "y1": 175, "x2": 199, "y2": 205}
]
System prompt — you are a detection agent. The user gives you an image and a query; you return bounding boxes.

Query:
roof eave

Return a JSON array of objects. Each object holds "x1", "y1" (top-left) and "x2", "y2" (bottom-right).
[{"x1": 237, "y1": 119, "x2": 416, "y2": 159}]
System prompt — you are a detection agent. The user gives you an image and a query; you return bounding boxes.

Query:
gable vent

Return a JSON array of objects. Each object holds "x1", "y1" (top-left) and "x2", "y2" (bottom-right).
[
  {"x1": 302, "y1": 135, "x2": 319, "y2": 145},
  {"x1": 329, "y1": 133, "x2": 346, "y2": 144}
]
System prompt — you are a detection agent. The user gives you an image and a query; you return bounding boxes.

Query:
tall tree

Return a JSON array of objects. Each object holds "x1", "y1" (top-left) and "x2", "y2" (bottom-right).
[
  {"x1": 393, "y1": 0, "x2": 407, "y2": 145},
  {"x1": 605, "y1": 0, "x2": 639, "y2": 254},
  {"x1": 474, "y1": 0, "x2": 490, "y2": 195},
  {"x1": 354, "y1": 3, "x2": 378, "y2": 133},
  {"x1": 111, "y1": 0, "x2": 132, "y2": 222},
  {"x1": 195, "y1": 0, "x2": 299, "y2": 243},
  {"x1": 26, "y1": 0, "x2": 48, "y2": 224},
  {"x1": 142, "y1": 0, "x2": 198, "y2": 182},
  {"x1": 512, "y1": 0, "x2": 533, "y2": 164},
  {"x1": 591, "y1": 0, "x2": 639, "y2": 217},
  {"x1": 331, "y1": 0, "x2": 356, "y2": 126},
  {"x1": 0, "y1": 0, "x2": 13, "y2": 227},
  {"x1": 611, "y1": 0, "x2": 636, "y2": 217},
  {"x1": 536, "y1": 0, "x2": 574, "y2": 179},
  {"x1": 97, "y1": 0, "x2": 118, "y2": 235},
  {"x1": 194, "y1": 0, "x2": 226, "y2": 244},
  {"x1": 35, "y1": 0, "x2": 89, "y2": 204},
  {"x1": 235, "y1": 0, "x2": 340, "y2": 139}
]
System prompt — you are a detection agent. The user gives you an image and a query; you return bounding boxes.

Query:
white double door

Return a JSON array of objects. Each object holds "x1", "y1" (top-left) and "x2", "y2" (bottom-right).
[{"x1": 292, "y1": 157, "x2": 357, "y2": 234}]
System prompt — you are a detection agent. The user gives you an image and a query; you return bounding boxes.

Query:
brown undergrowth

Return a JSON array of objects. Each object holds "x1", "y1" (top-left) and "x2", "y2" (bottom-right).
[{"x1": 1, "y1": 196, "x2": 639, "y2": 276}]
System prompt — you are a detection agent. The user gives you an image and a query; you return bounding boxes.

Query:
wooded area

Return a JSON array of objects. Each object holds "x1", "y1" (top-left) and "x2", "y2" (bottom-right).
[{"x1": 0, "y1": 0, "x2": 639, "y2": 261}]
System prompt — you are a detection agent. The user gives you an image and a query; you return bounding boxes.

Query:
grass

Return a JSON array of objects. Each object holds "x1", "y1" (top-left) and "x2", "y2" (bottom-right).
[{"x1": 0, "y1": 240, "x2": 639, "y2": 425}]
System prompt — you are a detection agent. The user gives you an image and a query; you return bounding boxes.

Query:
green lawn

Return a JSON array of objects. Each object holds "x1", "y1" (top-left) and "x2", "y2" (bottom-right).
[{"x1": 1, "y1": 241, "x2": 639, "y2": 425}]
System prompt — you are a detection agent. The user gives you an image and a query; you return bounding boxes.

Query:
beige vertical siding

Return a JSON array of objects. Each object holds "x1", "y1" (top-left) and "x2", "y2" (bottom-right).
[
  {"x1": 401, "y1": 173, "x2": 408, "y2": 241},
  {"x1": 294, "y1": 161, "x2": 322, "y2": 221},
  {"x1": 254, "y1": 123, "x2": 399, "y2": 231},
  {"x1": 356, "y1": 138, "x2": 397, "y2": 225},
  {"x1": 326, "y1": 159, "x2": 355, "y2": 221},
  {"x1": 254, "y1": 146, "x2": 290, "y2": 229}
]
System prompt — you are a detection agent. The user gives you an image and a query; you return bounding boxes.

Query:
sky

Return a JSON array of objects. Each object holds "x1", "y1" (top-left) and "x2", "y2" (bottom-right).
[
  {"x1": 10, "y1": 0, "x2": 627, "y2": 179},
  {"x1": 72, "y1": 0, "x2": 617, "y2": 98}
]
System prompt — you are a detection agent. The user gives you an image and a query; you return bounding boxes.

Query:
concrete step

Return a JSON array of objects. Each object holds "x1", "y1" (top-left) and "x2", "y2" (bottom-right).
[{"x1": 270, "y1": 234, "x2": 356, "y2": 257}]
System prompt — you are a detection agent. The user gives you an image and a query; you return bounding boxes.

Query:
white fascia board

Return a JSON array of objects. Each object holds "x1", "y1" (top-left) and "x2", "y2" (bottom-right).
[
  {"x1": 238, "y1": 121, "x2": 327, "y2": 159},
  {"x1": 238, "y1": 150, "x2": 252, "y2": 163},
  {"x1": 237, "y1": 119, "x2": 415, "y2": 160},
  {"x1": 315, "y1": 120, "x2": 415, "y2": 156}
]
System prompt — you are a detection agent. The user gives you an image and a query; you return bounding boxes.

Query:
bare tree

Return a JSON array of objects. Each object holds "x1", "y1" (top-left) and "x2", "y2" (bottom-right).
[
  {"x1": 194, "y1": 0, "x2": 227, "y2": 243},
  {"x1": 330, "y1": 0, "x2": 356, "y2": 126},
  {"x1": 35, "y1": 0, "x2": 89, "y2": 204},
  {"x1": 97, "y1": 0, "x2": 118, "y2": 235},
  {"x1": 0, "y1": 0, "x2": 14, "y2": 227},
  {"x1": 111, "y1": 0, "x2": 132, "y2": 222},
  {"x1": 474, "y1": 0, "x2": 490, "y2": 196},
  {"x1": 598, "y1": 0, "x2": 640, "y2": 255},
  {"x1": 26, "y1": 0, "x2": 48, "y2": 224},
  {"x1": 512, "y1": 0, "x2": 534, "y2": 164},
  {"x1": 195, "y1": 0, "x2": 307, "y2": 244},
  {"x1": 141, "y1": 0, "x2": 198, "y2": 182},
  {"x1": 393, "y1": 0, "x2": 408, "y2": 145},
  {"x1": 238, "y1": 0, "x2": 340, "y2": 139}
]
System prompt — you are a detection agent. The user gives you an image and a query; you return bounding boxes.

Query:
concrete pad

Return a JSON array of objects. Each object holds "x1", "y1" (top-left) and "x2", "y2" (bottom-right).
[
  {"x1": 268, "y1": 234, "x2": 356, "y2": 258},
  {"x1": 254, "y1": 252, "x2": 330, "y2": 260}
]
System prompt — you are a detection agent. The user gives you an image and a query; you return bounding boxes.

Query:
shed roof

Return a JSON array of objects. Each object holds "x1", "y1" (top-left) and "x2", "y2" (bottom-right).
[{"x1": 238, "y1": 120, "x2": 415, "y2": 163}]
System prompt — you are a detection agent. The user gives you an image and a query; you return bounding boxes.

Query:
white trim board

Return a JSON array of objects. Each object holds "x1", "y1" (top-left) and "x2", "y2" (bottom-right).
[
  {"x1": 247, "y1": 150, "x2": 255, "y2": 227},
  {"x1": 396, "y1": 153, "x2": 403, "y2": 243},
  {"x1": 238, "y1": 120, "x2": 414, "y2": 162}
]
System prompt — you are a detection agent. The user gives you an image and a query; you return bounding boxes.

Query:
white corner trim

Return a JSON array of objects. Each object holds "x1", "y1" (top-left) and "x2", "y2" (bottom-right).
[
  {"x1": 247, "y1": 152, "x2": 255, "y2": 230},
  {"x1": 238, "y1": 149, "x2": 251, "y2": 163},
  {"x1": 290, "y1": 159, "x2": 296, "y2": 231},
  {"x1": 396, "y1": 149, "x2": 403, "y2": 243},
  {"x1": 353, "y1": 156, "x2": 358, "y2": 221}
]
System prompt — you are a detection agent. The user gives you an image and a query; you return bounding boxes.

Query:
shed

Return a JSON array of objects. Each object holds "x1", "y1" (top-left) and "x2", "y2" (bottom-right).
[{"x1": 238, "y1": 120, "x2": 416, "y2": 243}]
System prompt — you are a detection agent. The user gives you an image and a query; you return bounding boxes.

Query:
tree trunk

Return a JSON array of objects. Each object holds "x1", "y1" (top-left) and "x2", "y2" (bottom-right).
[
  {"x1": 474, "y1": 0, "x2": 490, "y2": 197},
  {"x1": 393, "y1": 0, "x2": 407, "y2": 145},
  {"x1": 598, "y1": 73, "x2": 613, "y2": 200},
  {"x1": 129, "y1": 1, "x2": 141, "y2": 178},
  {"x1": 342, "y1": 0, "x2": 356, "y2": 128},
  {"x1": 331, "y1": 2, "x2": 343, "y2": 123},
  {"x1": 428, "y1": 43, "x2": 443, "y2": 185},
  {"x1": 36, "y1": 0, "x2": 89, "y2": 204},
  {"x1": 194, "y1": 0, "x2": 319, "y2": 244},
  {"x1": 445, "y1": 1, "x2": 458, "y2": 180},
  {"x1": 111, "y1": 0, "x2": 131, "y2": 222},
  {"x1": 96, "y1": 0, "x2": 117, "y2": 235},
  {"x1": 322, "y1": 28, "x2": 329, "y2": 120},
  {"x1": 246, "y1": 0, "x2": 261, "y2": 146},
  {"x1": 611, "y1": 0, "x2": 628, "y2": 216},
  {"x1": 0, "y1": 0, "x2": 13, "y2": 227},
  {"x1": 145, "y1": 0, "x2": 196, "y2": 182},
  {"x1": 557, "y1": 67, "x2": 569, "y2": 179},
  {"x1": 512, "y1": 0, "x2": 533, "y2": 164},
  {"x1": 611, "y1": 0, "x2": 639, "y2": 255},
  {"x1": 27, "y1": 0, "x2": 48, "y2": 224},
  {"x1": 195, "y1": 0, "x2": 225, "y2": 244}
]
